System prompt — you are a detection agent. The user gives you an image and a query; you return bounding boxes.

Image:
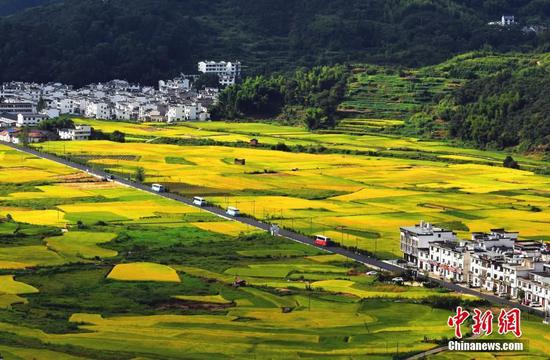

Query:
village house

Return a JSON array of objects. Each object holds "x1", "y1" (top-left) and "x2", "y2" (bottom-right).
[
  {"x1": 0, "y1": 100, "x2": 36, "y2": 114},
  {"x1": 58, "y1": 124, "x2": 92, "y2": 141},
  {"x1": 400, "y1": 221, "x2": 457, "y2": 266},
  {"x1": 16, "y1": 113, "x2": 48, "y2": 127},
  {"x1": 198, "y1": 60, "x2": 241, "y2": 86}
]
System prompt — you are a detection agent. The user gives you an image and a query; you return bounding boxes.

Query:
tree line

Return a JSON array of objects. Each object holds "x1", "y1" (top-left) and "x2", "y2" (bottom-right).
[{"x1": 212, "y1": 65, "x2": 349, "y2": 130}]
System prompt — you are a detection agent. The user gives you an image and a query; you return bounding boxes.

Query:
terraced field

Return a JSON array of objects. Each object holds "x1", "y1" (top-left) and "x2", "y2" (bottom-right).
[
  {"x1": 336, "y1": 52, "x2": 534, "y2": 134},
  {"x1": 39, "y1": 140, "x2": 550, "y2": 258}
]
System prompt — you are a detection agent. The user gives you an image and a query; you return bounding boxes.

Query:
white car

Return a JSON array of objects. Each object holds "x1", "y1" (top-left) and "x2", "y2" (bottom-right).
[
  {"x1": 392, "y1": 277, "x2": 404, "y2": 283},
  {"x1": 365, "y1": 271, "x2": 378, "y2": 276}
]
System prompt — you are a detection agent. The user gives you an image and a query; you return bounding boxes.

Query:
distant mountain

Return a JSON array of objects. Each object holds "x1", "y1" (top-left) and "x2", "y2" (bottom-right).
[{"x1": 0, "y1": 0, "x2": 549, "y2": 85}]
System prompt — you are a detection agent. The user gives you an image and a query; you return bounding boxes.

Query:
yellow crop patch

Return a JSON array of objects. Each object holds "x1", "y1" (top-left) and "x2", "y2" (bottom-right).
[
  {"x1": 0, "y1": 208, "x2": 66, "y2": 227},
  {"x1": 0, "y1": 275, "x2": 39, "y2": 295},
  {"x1": 173, "y1": 295, "x2": 231, "y2": 304},
  {"x1": 46, "y1": 231, "x2": 118, "y2": 259},
  {"x1": 107, "y1": 262, "x2": 181, "y2": 282},
  {"x1": 191, "y1": 221, "x2": 259, "y2": 236}
]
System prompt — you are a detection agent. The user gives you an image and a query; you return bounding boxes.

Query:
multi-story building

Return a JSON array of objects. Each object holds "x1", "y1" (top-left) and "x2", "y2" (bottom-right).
[
  {"x1": 400, "y1": 221, "x2": 456, "y2": 266},
  {"x1": 425, "y1": 241, "x2": 472, "y2": 283},
  {"x1": 0, "y1": 101, "x2": 36, "y2": 114},
  {"x1": 16, "y1": 113, "x2": 48, "y2": 127},
  {"x1": 198, "y1": 61, "x2": 241, "y2": 86},
  {"x1": 58, "y1": 125, "x2": 91, "y2": 141},
  {"x1": 85, "y1": 101, "x2": 111, "y2": 119}
]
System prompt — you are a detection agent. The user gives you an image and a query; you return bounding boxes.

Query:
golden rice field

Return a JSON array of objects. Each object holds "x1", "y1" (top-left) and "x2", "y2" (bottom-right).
[
  {"x1": 0, "y1": 134, "x2": 548, "y2": 359},
  {"x1": 74, "y1": 118, "x2": 548, "y2": 168},
  {"x1": 172, "y1": 294, "x2": 231, "y2": 304},
  {"x1": 107, "y1": 262, "x2": 181, "y2": 282},
  {"x1": 190, "y1": 220, "x2": 260, "y2": 236},
  {"x1": 40, "y1": 140, "x2": 550, "y2": 258}
]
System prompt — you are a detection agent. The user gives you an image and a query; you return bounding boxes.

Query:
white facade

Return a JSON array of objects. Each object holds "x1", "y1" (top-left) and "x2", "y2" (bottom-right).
[
  {"x1": 426, "y1": 242, "x2": 472, "y2": 283},
  {"x1": 16, "y1": 113, "x2": 47, "y2": 127},
  {"x1": 400, "y1": 221, "x2": 457, "y2": 266},
  {"x1": 166, "y1": 105, "x2": 185, "y2": 123},
  {"x1": 198, "y1": 61, "x2": 241, "y2": 86},
  {"x1": 159, "y1": 78, "x2": 191, "y2": 92},
  {"x1": 41, "y1": 108, "x2": 60, "y2": 119},
  {"x1": 58, "y1": 125, "x2": 91, "y2": 141},
  {"x1": 85, "y1": 102, "x2": 111, "y2": 119}
]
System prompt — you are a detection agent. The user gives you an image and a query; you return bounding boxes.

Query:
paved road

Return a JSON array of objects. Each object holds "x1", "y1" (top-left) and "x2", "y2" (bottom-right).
[{"x1": 4, "y1": 141, "x2": 545, "y2": 318}]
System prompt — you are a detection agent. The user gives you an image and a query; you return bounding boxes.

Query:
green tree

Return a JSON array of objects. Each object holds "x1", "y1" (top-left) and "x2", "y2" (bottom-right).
[
  {"x1": 135, "y1": 167, "x2": 145, "y2": 183},
  {"x1": 17, "y1": 127, "x2": 29, "y2": 146},
  {"x1": 37, "y1": 97, "x2": 47, "y2": 111},
  {"x1": 110, "y1": 130, "x2": 125, "y2": 143},
  {"x1": 304, "y1": 107, "x2": 326, "y2": 130},
  {"x1": 194, "y1": 73, "x2": 220, "y2": 90},
  {"x1": 503, "y1": 156, "x2": 520, "y2": 169}
]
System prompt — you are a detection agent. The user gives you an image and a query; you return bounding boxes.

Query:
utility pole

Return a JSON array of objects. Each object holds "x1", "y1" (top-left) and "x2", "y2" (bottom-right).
[{"x1": 396, "y1": 341, "x2": 399, "y2": 357}]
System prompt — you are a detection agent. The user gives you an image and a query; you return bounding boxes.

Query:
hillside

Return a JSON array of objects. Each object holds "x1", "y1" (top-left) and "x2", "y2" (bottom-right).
[
  {"x1": 0, "y1": 0, "x2": 549, "y2": 85},
  {"x1": 342, "y1": 52, "x2": 550, "y2": 152},
  {"x1": 213, "y1": 51, "x2": 550, "y2": 153},
  {"x1": 440, "y1": 53, "x2": 550, "y2": 152}
]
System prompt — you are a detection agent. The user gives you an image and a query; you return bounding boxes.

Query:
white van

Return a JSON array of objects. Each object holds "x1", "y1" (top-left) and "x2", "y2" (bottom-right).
[
  {"x1": 193, "y1": 197, "x2": 207, "y2": 207},
  {"x1": 226, "y1": 207, "x2": 240, "y2": 217},
  {"x1": 151, "y1": 184, "x2": 165, "y2": 193}
]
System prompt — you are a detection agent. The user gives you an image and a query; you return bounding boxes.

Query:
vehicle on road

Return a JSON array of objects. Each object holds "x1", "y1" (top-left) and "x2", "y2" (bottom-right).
[
  {"x1": 226, "y1": 207, "x2": 240, "y2": 217},
  {"x1": 151, "y1": 184, "x2": 165, "y2": 193},
  {"x1": 314, "y1": 235, "x2": 332, "y2": 247},
  {"x1": 392, "y1": 277, "x2": 404, "y2": 284},
  {"x1": 193, "y1": 196, "x2": 207, "y2": 207}
]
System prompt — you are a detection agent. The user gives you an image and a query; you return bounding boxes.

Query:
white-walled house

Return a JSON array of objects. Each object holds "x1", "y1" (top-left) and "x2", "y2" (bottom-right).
[
  {"x1": 85, "y1": 101, "x2": 111, "y2": 119},
  {"x1": 184, "y1": 103, "x2": 198, "y2": 120},
  {"x1": 198, "y1": 60, "x2": 241, "y2": 86},
  {"x1": 400, "y1": 221, "x2": 457, "y2": 266},
  {"x1": 16, "y1": 113, "x2": 47, "y2": 127},
  {"x1": 41, "y1": 108, "x2": 60, "y2": 119},
  {"x1": 166, "y1": 105, "x2": 185, "y2": 123},
  {"x1": 58, "y1": 124, "x2": 91, "y2": 141}
]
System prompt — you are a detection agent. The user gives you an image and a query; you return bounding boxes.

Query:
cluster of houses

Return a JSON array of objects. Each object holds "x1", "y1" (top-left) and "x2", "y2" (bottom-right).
[
  {"x1": 0, "y1": 60, "x2": 242, "y2": 144},
  {"x1": 400, "y1": 221, "x2": 550, "y2": 318}
]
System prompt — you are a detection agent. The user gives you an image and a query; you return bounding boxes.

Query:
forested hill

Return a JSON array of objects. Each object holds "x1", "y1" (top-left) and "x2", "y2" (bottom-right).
[
  {"x1": 1, "y1": 0, "x2": 550, "y2": 85},
  {"x1": 440, "y1": 54, "x2": 550, "y2": 152},
  {"x1": 0, "y1": 0, "x2": 55, "y2": 16}
]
